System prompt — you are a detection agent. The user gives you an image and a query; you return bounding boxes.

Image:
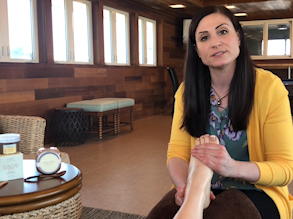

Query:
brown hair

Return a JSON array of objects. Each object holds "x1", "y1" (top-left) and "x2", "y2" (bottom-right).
[{"x1": 181, "y1": 5, "x2": 255, "y2": 137}]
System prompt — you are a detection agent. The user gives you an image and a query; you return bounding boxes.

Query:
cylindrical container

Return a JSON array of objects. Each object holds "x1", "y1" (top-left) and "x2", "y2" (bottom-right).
[
  {"x1": 0, "y1": 133, "x2": 20, "y2": 155},
  {"x1": 36, "y1": 147, "x2": 61, "y2": 174}
]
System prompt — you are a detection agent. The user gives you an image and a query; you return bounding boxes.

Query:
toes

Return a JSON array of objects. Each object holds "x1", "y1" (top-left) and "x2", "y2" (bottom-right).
[
  {"x1": 200, "y1": 134, "x2": 210, "y2": 144},
  {"x1": 197, "y1": 134, "x2": 219, "y2": 145},
  {"x1": 210, "y1": 135, "x2": 219, "y2": 144}
]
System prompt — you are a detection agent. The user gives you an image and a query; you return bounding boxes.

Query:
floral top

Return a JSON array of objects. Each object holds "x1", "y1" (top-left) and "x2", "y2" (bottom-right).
[{"x1": 208, "y1": 89, "x2": 260, "y2": 191}]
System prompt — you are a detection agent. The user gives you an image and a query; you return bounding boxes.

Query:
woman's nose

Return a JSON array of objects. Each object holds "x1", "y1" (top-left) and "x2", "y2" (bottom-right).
[{"x1": 211, "y1": 36, "x2": 222, "y2": 48}]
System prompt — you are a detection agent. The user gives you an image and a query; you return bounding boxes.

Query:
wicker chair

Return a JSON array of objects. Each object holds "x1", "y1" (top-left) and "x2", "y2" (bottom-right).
[
  {"x1": 0, "y1": 115, "x2": 46, "y2": 155},
  {"x1": 0, "y1": 115, "x2": 70, "y2": 163}
]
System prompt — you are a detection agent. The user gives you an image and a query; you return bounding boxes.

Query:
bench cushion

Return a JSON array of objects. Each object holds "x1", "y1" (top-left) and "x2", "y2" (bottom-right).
[
  {"x1": 98, "y1": 98, "x2": 135, "y2": 108},
  {"x1": 66, "y1": 100, "x2": 117, "y2": 112}
]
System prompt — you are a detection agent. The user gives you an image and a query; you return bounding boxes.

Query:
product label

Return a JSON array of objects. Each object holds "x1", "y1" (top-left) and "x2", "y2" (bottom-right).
[
  {"x1": 0, "y1": 152, "x2": 23, "y2": 181},
  {"x1": 3, "y1": 144, "x2": 17, "y2": 154}
]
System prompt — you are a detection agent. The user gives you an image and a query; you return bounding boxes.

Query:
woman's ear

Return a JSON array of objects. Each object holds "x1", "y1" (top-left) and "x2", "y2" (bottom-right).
[
  {"x1": 193, "y1": 44, "x2": 200, "y2": 58},
  {"x1": 237, "y1": 32, "x2": 241, "y2": 46}
]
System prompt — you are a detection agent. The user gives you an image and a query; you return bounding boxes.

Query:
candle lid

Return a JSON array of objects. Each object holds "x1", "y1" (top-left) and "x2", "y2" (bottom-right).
[{"x1": 0, "y1": 133, "x2": 20, "y2": 143}]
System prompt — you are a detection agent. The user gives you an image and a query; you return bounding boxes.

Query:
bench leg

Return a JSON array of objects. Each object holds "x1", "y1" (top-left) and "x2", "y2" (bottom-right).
[
  {"x1": 114, "y1": 112, "x2": 118, "y2": 135},
  {"x1": 90, "y1": 116, "x2": 93, "y2": 132},
  {"x1": 117, "y1": 110, "x2": 120, "y2": 134},
  {"x1": 99, "y1": 116, "x2": 102, "y2": 140},
  {"x1": 130, "y1": 108, "x2": 133, "y2": 131}
]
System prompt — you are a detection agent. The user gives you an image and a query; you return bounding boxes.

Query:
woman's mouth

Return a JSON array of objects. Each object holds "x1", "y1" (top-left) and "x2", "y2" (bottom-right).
[{"x1": 212, "y1": 51, "x2": 225, "y2": 57}]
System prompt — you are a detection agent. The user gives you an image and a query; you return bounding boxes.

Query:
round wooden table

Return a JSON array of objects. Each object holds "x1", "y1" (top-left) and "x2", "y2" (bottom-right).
[{"x1": 0, "y1": 160, "x2": 82, "y2": 216}]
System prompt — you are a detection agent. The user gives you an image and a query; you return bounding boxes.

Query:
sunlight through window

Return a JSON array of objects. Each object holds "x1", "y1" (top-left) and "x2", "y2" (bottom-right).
[
  {"x1": 139, "y1": 16, "x2": 156, "y2": 66},
  {"x1": 7, "y1": 0, "x2": 33, "y2": 60},
  {"x1": 103, "y1": 6, "x2": 129, "y2": 65},
  {"x1": 51, "y1": 0, "x2": 93, "y2": 64},
  {"x1": 52, "y1": 0, "x2": 67, "y2": 61},
  {"x1": 73, "y1": 1, "x2": 89, "y2": 62}
]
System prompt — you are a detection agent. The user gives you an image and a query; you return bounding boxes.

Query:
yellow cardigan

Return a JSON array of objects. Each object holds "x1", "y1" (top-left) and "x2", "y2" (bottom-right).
[{"x1": 167, "y1": 68, "x2": 293, "y2": 219}]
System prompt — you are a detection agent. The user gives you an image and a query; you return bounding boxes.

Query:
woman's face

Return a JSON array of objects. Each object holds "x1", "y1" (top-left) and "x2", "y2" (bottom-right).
[{"x1": 194, "y1": 13, "x2": 240, "y2": 70}]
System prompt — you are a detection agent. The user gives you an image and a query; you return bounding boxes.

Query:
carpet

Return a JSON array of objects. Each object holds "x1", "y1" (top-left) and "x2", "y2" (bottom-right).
[{"x1": 81, "y1": 206, "x2": 147, "y2": 219}]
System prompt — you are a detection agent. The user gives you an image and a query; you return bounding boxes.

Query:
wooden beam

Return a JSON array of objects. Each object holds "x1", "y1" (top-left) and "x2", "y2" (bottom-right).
[
  {"x1": 203, "y1": 0, "x2": 269, "y2": 6},
  {"x1": 157, "y1": 19, "x2": 164, "y2": 67},
  {"x1": 92, "y1": 1, "x2": 103, "y2": 65},
  {"x1": 44, "y1": 0, "x2": 54, "y2": 64},
  {"x1": 37, "y1": 0, "x2": 47, "y2": 63},
  {"x1": 186, "y1": 0, "x2": 203, "y2": 7},
  {"x1": 130, "y1": 12, "x2": 139, "y2": 66},
  {"x1": 98, "y1": 1, "x2": 105, "y2": 66}
]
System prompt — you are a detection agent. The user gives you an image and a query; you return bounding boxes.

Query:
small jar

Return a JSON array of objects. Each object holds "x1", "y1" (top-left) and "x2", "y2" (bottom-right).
[
  {"x1": 36, "y1": 147, "x2": 61, "y2": 175},
  {"x1": 0, "y1": 133, "x2": 20, "y2": 155}
]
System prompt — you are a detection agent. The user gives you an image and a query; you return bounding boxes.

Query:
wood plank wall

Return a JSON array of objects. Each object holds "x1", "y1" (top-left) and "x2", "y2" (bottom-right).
[{"x1": 0, "y1": 0, "x2": 186, "y2": 143}]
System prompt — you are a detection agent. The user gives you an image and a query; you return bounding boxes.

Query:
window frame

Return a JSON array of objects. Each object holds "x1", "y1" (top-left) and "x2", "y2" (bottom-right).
[
  {"x1": 0, "y1": 0, "x2": 39, "y2": 63},
  {"x1": 51, "y1": 0, "x2": 94, "y2": 64},
  {"x1": 240, "y1": 18, "x2": 293, "y2": 60},
  {"x1": 138, "y1": 16, "x2": 157, "y2": 66},
  {"x1": 103, "y1": 6, "x2": 130, "y2": 66}
]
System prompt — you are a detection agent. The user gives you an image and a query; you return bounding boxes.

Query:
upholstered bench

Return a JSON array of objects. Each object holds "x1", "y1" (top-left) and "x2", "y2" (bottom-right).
[
  {"x1": 66, "y1": 98, "x2": 135, "y2": 140},
  {"x1": 66, "y1": 99, "x2": 118, "y2": 140},
  {"x1": 98, "y1": 98, "x2": 135, "y2": 133}
]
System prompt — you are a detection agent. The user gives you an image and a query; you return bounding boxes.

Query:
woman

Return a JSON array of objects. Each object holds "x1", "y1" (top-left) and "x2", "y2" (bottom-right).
[{"x1": 146, "y1": 5, "x2": 293, "y2": 219}]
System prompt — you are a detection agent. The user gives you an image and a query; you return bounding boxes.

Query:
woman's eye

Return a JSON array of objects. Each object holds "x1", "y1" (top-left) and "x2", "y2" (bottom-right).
[
  {"x1": 201, "y1": 36, "x2": 208, "y2": 41},
  {"x1": 219, "y1": 30, "x2": 228, "y2": 35}
]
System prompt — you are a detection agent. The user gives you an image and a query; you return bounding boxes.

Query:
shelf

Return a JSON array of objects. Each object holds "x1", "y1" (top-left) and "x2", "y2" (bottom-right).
[{"x1": 256, "y1": 64, "x2": 293, "y2": 69}]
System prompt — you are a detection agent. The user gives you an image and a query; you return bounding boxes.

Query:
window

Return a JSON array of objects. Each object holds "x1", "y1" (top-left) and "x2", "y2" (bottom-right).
[
  {"x1": 0, "y1": 0, "x2": 38, "y2": 63},
  {"x1": 103, "y1": 6, "x2": 130, "y2": 65},
  {"x1": 241, "y1": 19, "x2": 293, "y2": 59},
  {"x1": 139, "y1": 16, "x2": 156, "y2": 66},
  {"x1": 51, "y1": 0, "x2": 93, "y2": 64},
  {"x1": 267, "y1": 23, "x2": 291, "y2": 56}
]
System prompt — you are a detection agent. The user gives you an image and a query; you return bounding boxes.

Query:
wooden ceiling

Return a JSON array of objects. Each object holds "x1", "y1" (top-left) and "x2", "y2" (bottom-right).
[{"x1": 128, "y1": 0, "x2": 293, "y2": 21}]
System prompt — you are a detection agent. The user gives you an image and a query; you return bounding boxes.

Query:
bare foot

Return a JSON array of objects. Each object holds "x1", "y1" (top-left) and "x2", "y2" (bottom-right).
[
  {"x1": 196, "y1": 134, "x2": 219, "y2": 209},
  {"x1": 173, "y1": 134, "x2": 219, "y2": 219}
]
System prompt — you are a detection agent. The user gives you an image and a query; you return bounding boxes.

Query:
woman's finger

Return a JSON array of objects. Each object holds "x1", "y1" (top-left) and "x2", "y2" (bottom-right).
[{"x1": 175, "y1": 192, "x2": 183, "y2": 206}]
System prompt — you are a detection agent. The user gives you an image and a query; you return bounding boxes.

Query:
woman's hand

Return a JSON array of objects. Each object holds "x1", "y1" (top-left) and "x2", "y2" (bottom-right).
[
  {"x1": 191, "y1": 135, "x2": 237, "y2": 178},
  {"x1": 175, "y1": 184, "x2": 186, "y2": 206}
]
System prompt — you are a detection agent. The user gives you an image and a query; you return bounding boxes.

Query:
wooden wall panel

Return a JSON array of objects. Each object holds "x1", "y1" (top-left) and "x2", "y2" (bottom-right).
[
  {"x1": 25, "y1": 66, "x2": 74, "y2": 78},
  {"x1": 0, "y1": 67, "x2": 25, "y2": 79},
  {"x1": 0, "y1": 91, "x2": 35, "y2": 104},
  {"x1": 48, "y1": 77, "x2": 109, "y2": 88},
  {"x1": 0, "y1": 80, "x2": 7, "y2": 92},
  {"x1": 0, "y1": 0, "x2": 186, "y2": 143},
  {"x1": 74, "y1": 67, "x2": 107, "y2": 77},
  {"x1": 0, "y1": 99, "x2": 48, "y2": 116},
  {"x1": 47, "y1": 96, "x2": 83, "y2": 109},
  {"x1": 35, "y1": 88, "x2": 65, "y2": 100},
  {"x1": 6, "y1": 79, "x2": 48, "y2": 91},
  {"x1": 125, "y1": 76, "x2": 143, "y2": 82}
]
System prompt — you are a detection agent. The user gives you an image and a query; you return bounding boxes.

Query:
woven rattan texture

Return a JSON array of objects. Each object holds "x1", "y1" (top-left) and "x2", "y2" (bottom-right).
[
  {"x1": 0, "y1": 192, "x2": 82, "y2": 219},
  {"x1": 0, "y1": 115, "x2": 46, "y2": 155}
]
